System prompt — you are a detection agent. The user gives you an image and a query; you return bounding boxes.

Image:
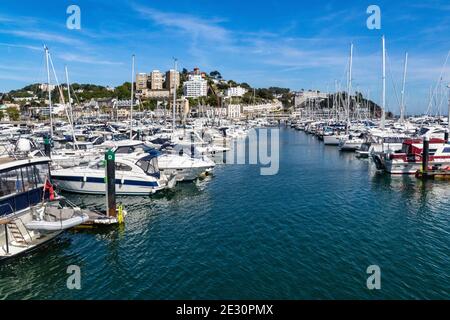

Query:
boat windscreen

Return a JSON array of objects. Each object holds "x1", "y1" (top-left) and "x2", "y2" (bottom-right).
[{"x1": 136, "y1": 158, "x2": 160, "y2": 178}]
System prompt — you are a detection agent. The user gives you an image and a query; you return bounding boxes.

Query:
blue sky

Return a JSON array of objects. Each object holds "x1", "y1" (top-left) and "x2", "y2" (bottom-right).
[{"x1": 1, "y1": 0, "x2": 450, "y2": 115}]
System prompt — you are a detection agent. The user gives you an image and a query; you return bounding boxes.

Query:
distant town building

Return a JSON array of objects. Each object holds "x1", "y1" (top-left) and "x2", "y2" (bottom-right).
[
  {"x1": 136, "y1": 73, "x2": 149, "y2": 91},
  {"x1": 165, "y1": 69, "x2": 180, "y2": 94},
  {"x1": 183, "y1": 74, "x2": 208, "y2": 98},
  {"x1": 39, "y1": 83, "x2": 56, "y2": 91},
  {"x1": 227, "y1": 104, "x2": 242, "y2": 119},
  {"x1": 205, "y1": 107, "x2": 227, "y2": 118},
  {"x1": 116, "y1": 108, "x2": 130, "y2": 119},
  {"x1": 139, "y1": 89, "x2": 170, "y2": 99},
  {"x1": 150, "y1": 70, "x2": 164, "y2": 90},
  {"x1": 97, "y1": 97, "x2": 115, "y2": 108},
  {"x1": 242, "y1": 102, "x2": 282, "y2": 115},
  {"x1": 190, "y1": 67, "x2": 207, "y2": 78},
  {"x1": 12, "y1": 96, "x2": 38, "y2": 102},
  {"x1": 226, "y1": 86, "x2": 247, "y2": 97},
  {"x1": 294, "y1": 90, "x2": 328, "y2": 108}
]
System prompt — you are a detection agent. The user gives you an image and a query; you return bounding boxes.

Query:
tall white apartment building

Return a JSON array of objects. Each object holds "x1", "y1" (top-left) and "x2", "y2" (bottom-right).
[
  {"x1": 150, "y1": 70, "x2": 164, "y2": 90},
  {"x1": 183, "y1": 74, "x2": 208, "y2": 97}
]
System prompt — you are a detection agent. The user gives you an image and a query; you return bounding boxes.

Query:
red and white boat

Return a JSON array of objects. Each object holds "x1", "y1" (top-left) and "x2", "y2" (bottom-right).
[{"x1": 383, "y1": 138, "x2": 450, "y2": 174}]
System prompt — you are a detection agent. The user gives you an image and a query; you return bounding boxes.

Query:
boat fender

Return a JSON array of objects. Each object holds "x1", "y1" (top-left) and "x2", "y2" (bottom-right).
[
  {"x1": 121, "y1": 177, "x2": 125, "y2": 185},
  {"x1": 83, "y1": 174, "x2": 87, "y2": 183}
]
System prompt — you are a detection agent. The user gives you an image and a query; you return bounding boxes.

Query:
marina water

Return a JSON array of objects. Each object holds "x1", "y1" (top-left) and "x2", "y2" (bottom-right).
[{"x1": 1, "y1": 128, "x2": 449, "y2": 299}]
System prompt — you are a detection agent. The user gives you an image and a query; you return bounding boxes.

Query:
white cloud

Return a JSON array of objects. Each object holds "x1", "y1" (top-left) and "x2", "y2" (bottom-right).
[
  {"x1": 58, "y1": 53, "x2": 123, "y2": 65},
  {"x1": 0, "y1": 29, "x2": 84, "y2": 46},
  {"x1": 0, "y1": 42, "x2": 42, "y2": 51},
  {"x1": 134, "y1": 5, "x2": 229, "y2": 43}
]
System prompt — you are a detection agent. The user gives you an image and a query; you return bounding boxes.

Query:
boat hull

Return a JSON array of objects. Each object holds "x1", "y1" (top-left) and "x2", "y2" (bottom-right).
[
  {"x1": 52, "y1": 175, "x2": 163, "y2": 195},
  {"x1": 323, "y1": 135, "x2": 343, "y2": 145},
  {"x1": 384, "y1": 160, "x2": 450, "y2": 174}
]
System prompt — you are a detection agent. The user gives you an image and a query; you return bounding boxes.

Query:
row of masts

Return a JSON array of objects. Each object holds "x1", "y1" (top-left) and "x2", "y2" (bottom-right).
[{"x1": 301, "y1": 36, "x2": 410, "y2": 129}]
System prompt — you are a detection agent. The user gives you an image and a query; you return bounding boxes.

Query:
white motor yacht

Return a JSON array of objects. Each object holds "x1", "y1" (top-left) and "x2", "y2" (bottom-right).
[
  {"x1": 51, "y1": 153, "x2": 176, "y2": 195},
  {"x1": 0, "y1": 156, "x2": 88, "y2": 260}
]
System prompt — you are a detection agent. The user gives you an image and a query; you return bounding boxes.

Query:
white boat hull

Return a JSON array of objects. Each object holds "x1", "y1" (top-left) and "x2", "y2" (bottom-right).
[
  {"x1": 384, "y1": 160, "x2": 450, "y2": 174},
  {"x1": 339, "y1": 140, "x2": 364, "y2": 151},
  {"x1": 25, "y1": 214, "x2": 90, "y2": 231},
  {"x1": 52, "y1": 178, "x2": 163, "y2": 195},
  {"x1": 323, "y1": 135, "x2": 344, "y2": 145}
]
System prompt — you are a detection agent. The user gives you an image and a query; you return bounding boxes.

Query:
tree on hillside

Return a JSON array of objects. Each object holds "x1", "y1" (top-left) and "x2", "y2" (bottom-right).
[
  {"x1": 227, "y1": 80, "x2": 237, "y2": 87},
  {"x1": 242, "y1": 92, "x2": 255, "y2": 104},
  {"x1": 256, "y1": 88, "x2": 274, "y2": 100},
  {"x1": 209, "y1": 70, "x2": 222, "y2": 80},
  {"x1": 115, "y1": 82, "x2": 132, "y2": 100},
  {"x1": 240, "y1": 82, "x2": 251, "y2": 90},
  {"x1": 6, "y1": 107, "x2": 20, "y2": 121},
  {"x1": 180, "y1": 68, "x2": 189, "y2": 82},
  {"x1": 0, "y1": 110, "x2": 4, "y2": 120},
  {"x1": 141, "y1": 99, "x2": 158, "y2": 111}
]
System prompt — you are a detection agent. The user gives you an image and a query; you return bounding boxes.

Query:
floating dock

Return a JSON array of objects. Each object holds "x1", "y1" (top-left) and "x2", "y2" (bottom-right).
[{"x1": 415, "y1": 169, "x2": 450, "y2": 180}]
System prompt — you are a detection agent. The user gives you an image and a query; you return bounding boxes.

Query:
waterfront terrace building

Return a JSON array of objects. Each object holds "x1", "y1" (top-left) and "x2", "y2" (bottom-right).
[
  {"x1": 139, "y1": 89, "x2": 170, "y2": 99},
  {"x1": 183, "y1": 74, "x2": 208, "y2": 98}
]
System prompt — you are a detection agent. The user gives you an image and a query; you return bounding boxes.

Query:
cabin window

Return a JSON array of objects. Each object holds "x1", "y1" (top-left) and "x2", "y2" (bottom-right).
[
  {"x1": 0, "y1": 169, "x2": 22, "y2": 197},
  {"x1": 402, "y1": 144, "x2": 411, "y2": 154},
  {"x1": 115, "y1": 163, "x2": 132, "y2": 171},
  {"x1": 443, "y1": 147, "x2": 450, "y2": 153},
  {"x1": 90, "y1": 160, "x2": 106, "y2": 170},
  {"x1": 136, "y1": 159, "x2": 159, "y2": 175},
  {"x1": 21, "y1": 166, "x2": 37, "y2": 191},
  {"x1": 34, "y1": 164, "x2": 49, "y2": 184},
  {"x1": 116, "y1": 146, "x2": 132, "y2": 154},
  {"x1": 137, "y1": 159, "x2": 150, "y2": 173}
]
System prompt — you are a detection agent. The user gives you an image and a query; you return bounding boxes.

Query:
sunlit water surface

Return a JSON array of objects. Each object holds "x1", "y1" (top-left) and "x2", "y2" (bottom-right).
[{"x1": 1, "y1": 128, "x2": 449, "y2": 299}]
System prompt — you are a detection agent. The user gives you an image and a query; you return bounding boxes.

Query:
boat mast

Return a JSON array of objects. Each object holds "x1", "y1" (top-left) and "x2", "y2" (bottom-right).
[
  {"x1": 65, "y1": 66, "x2": 78, "y2": 148},
  {"x1": 45, "y1": 45, "x2": 53, "y2": 139},
  {"x1": 381, "y1": 36, "x2": 386, "y2": 130},
  {"x1": 346, "y1": 43, "x2": 353, "y2": 134},
  {"x1": 130, "y1": 54, "x2": 135, "y2": 140},
  {"x1": 172, "y1": 58, "x2": 178, "y2": 132},
  {"x1": 400, "y1": 52, "x2": 408, "y2": 123},
  {"x1": 447, "y1": 84, "x2": 450, "y2": 136}
]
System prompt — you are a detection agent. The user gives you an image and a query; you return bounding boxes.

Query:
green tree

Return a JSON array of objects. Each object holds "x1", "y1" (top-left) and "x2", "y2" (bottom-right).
[
  {"x1": 115, "y1": 82, "x2": 132, "y2": 100},
  {"x1": 0, "y1": 110, "x2": 4, "y2": 121},
  {"x1": 176, "y1": 86, "x2": 184, "y2": 99},
  {"x1": 206, "y1": 95, "x2": 218, "y2": 107},
  {"x1": 6, "y1": 107, "x2": 20, "y2": 121},
  {"x1": 141, "y1": 99, "x2": 158, "y2": 111},
  {"x1": 209, "y1": 70, "x2": 222, "y2": 80},
  {"x1": 240, "y1": 82, "x2": 251, "y2": 90}
]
